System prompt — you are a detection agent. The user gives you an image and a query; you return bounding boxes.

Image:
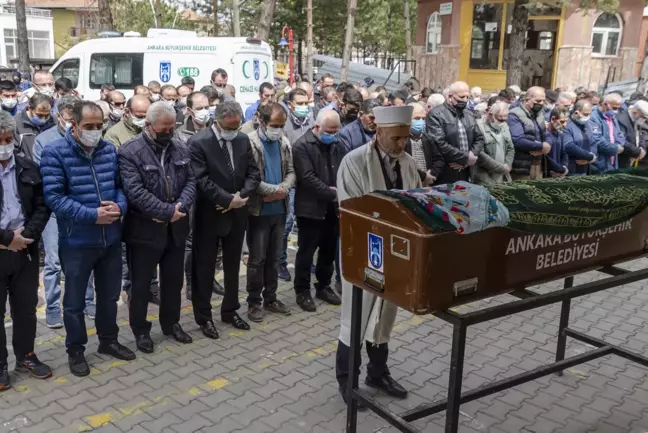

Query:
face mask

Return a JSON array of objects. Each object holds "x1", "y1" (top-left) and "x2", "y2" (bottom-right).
[
  {"x1": 574, "y1": 115, "x2": 590, "y2": 125},
  {"x1": 31, "y1": 115, "x2": 50, "y2": 126},
  {"x1": 209, "y1": 106, "x2": 216, "y2": 119},
  {"x1": 319, "y1": 132, "x2": 338, "y2": 145},
  {"x1": 154, "y1": 131, "x2": 173, "y2": 146},
  {"x1": 453, "y1": 99, "x2": 467, "y2": 110},
  {"x1": 472, "y1": 97, "x2": 481, "y2": 104},
  {"x1": 179, "y1": 97, "x2": 187, "y2": 106},
  {"x1": 545, "y1": 103, "x2": 555, "y2": 112},
  {"x1": 78, "y1": 129, "x2": 102, "y2": 148},
  {"x1": 163, "y1": 99, "x2": 176, "y2": 108},
  {"x1": 293, "y1": 105, "x2": 309, "y2": 118},
  {"x1": 0, "y1": 142, "x2": 14, "y2": 161},
  {"x1": 636, "y1": 117, "x2": 647, "y2": 126},
  {"x1": 151, "y1": 93, "x2": 161, "y2": 102},
  {"x1": 1, "y1": 98, "x2": 17, "y2": 109},
  {"x1": 411, "y1": 119, "x2": 425, "y2": 134},
  {"x1": 36, "y1": 85, "x2": 54, "y2": 97},
  {"x1": 490, "y1": 120, "x2": 504, "y2": 131},
  {"x1": 265, "y1": 126, "x2": 283, "y2": 141},
  {"x1": 111, "y1": 108, "x2": 124, "y2": 119},
  {"x1": 192, "y1": 108, "x2": 210, "y2": 125},
  {"x1": 531, "y1": 103, "x2": 544, "y2": 114},
  {"x1": 218, "y1": 124, "x2": 238, "y2": 141},
  {"x1": 130, "y1": 115, "x2": 146, "y2": 129},
  {"x1": 344, "y1": 110, "x2": 359, "y2": 121}
]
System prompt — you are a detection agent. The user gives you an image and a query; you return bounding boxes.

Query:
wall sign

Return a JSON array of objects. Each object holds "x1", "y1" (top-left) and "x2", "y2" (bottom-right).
[{"x1": 439, "y1": 2, "x2": 452, "y2": 15}]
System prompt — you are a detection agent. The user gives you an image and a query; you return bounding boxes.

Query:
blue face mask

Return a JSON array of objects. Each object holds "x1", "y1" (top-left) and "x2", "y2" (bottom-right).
[
  {"x1": 411, "y1": 119, "x2": 425, "y2": 134},
  {"x1": 31, "y1": 115, "x2": 49, "y2": 126},
  {"x1": 319, "y1": 132, "x2": 338, "y2": 145}
]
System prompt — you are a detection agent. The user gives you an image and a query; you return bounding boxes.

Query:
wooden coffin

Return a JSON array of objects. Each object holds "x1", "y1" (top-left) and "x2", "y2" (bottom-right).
[{"x1": 339, "y1": 193, "x2": 648, "y2": 315}]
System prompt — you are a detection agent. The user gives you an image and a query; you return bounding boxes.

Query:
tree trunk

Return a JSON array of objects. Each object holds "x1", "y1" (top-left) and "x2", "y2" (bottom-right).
[
  {"x1": 97, "y1": 0, "x2": 114, "y2": 31},
  {"x1": 297, "y1": 38, "x2": 303, "y2": 75},
  {"x1": 212, "y1": 0, "x2": 219, "y2": 36},
  {"x1": 232, "y1": 0, "x2": 241, "y2": 36},
  {"x1": 257, "y1": 0, "x2": 276, "y2": 41},
  {"x1": 306, "y1": 0, "x2": 313, "y2": 82},
  {"x1": 340, "y1": 0, "x2": 358, "y2": 82},
  {"x1": 155, "y1": 0, "x2": 162, "y2": 27},
  {"x1": 384, "y1": 0, "x2": 392, "y2": 69},
  {"x1": 15, "y1": 0, "x2": 30, "y2": 72},
  {"x1": 507, "y1": 0, "x2": 528, "y2": 87},
  {"x1": 403, "y1": 0, "x2": 412, "y2": 74}
]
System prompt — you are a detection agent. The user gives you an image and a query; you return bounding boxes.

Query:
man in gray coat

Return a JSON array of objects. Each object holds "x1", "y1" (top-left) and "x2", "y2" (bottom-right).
[{"x1": 474, "y1": 101, "x2": 515, "y2": 184}]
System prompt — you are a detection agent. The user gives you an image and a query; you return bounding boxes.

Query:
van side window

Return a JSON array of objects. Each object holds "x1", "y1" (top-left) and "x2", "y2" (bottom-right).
[
  {"x1": 89, "y1": 53, "x2": 143, "y2": 89},
  {"x1": 51, "y1": 58, "x2": 80, "y2": 88}
]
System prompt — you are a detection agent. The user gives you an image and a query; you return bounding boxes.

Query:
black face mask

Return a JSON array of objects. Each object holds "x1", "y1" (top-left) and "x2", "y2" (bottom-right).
[
  {"x1": 344, "y1": 110, "x2": 359, "y2": 121},
  {"x1": 454, "y1": 100, "x2": 467, "y2": 111},
  {"x1": 531, "y1": 103, "x2": 544, "y2": 114},
  {"x1": 155, "y1": 131, "x2": 173, "y2": 146}
]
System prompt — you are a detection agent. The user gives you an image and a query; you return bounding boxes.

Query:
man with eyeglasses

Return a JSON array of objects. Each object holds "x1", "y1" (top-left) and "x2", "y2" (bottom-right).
[
  {"x1": 188, "y1": 100, "x2": 260, "y2": 338},
  {"x1": 106, "y1": 91, "x2": 126, "y2": 130}
]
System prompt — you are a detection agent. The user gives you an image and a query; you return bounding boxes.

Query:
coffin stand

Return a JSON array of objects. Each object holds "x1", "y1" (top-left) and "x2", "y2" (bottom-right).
[{"x1": 340, "y1": 193, "x2": 648, "y2": 433}]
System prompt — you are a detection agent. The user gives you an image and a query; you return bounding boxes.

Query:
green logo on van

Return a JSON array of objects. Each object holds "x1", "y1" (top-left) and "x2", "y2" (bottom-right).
[{"x1": 177, "y1": 67, "x2": 200, "y2": 78}]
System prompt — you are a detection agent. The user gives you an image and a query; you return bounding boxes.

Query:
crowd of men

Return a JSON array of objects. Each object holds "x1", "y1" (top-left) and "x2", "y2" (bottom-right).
[{"x1": 1, "y1": 67, "x2": 647, "y2": 407}]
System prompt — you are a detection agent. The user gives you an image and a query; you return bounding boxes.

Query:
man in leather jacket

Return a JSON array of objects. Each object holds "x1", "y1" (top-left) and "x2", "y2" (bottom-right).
[{"x1": 425, "y1": 81, "x2": 484, "y2": 184}]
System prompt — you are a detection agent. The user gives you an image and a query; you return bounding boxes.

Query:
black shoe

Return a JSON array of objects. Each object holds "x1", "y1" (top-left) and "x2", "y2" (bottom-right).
[
  {"x1": 68, "y1": 353, "x2": 90, "y2": 377},
  {"x1": 365, "y1": 375, "x2": 408, "y2": 398},
  {"x1": 212, "y1": 279, "x2": 225, "y2": 296},
  {"x1": 164, "y1": 323, "x2": 192, "y2": 344},
  {"x1": 264, "y1": 300, "x2": 291, "y2": 316},
  {"x1": 247, "y1": 305, "x2": 264, "y2": 323},
  {"x1": 338, "y1": 384, "x2": 367, "y2": 411},
  {"x1": 296, "y1": 293, "x2": 316, "y2": 312},
  {"x1": 135, "y1": 334, "x2": 154, "y2": 354},
  {"x1": 15, "y1": 353, "x2": 52, "y2": 379},
  {"x1": 200, "y1": 320, "x2": 220, "y2": 339},
  {"x1": 222, "y1": 312, "x2": 250, "y2": 330},
  {"x1": 98, "y1": 341, "x2": 136, "y2": 361},
  {"x1": 185, "y1": 282, "x2": 192, "y2": 301},
  {"x1": 278, "y1": 265, "x2": 292, "y2": 282},
  {"x1": 0, "y1": 362, "x2": 10, "y2": 391},
  {"x1": 149, "y1": 291, "x2": 161, "y2": 305},
  {"x1": 316, "y1": 286, "x2": 342, "y2": 305}
]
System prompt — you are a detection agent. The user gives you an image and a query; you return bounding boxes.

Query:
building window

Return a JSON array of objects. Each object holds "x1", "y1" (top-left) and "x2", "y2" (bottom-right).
[
  {"x1": 426, "y1": 12, "x2": 441, "y2": 54},
  {"x1": 80, "y1": 12, "x2": 99, "y2": 30},
  {"x1": 469, "y1": 4, "x2": 503, "y2": 70},
  {"x1": 3, "y1": 29, "x2": 51, "y2": 59},
  {"x1": 591, "y1": 13, "x2": 622, "y2": 57},
  {"x1": 90, "y1": 53, "x2": 144, "y2": 89}
]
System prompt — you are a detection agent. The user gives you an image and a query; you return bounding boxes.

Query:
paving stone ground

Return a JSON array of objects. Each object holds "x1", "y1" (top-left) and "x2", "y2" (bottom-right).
[{"x1": 2, "y1": 239, "x2": 648, "y2": 432}]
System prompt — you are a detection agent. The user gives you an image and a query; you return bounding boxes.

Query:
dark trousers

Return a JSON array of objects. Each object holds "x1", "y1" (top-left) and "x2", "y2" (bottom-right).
[
  {"x1": 192, "y1": 224, "x2": 245, "y2": 325},
  {"x1": 335, "y1": 340, "x2": 390, "y2": 387},
  {"x1": 294, "y1": 210, "x2": 339, "y2": 294},
  {"x1": 122, "y1": 242, "x2": 159, "y2": 295},
  {"x1": 60, "y1": 243, "x2": 121, "y2": 355},
  {"x1": 0, "y1": 250, "x2": 38, "y2": 361},
  {"x1": 246, "y1": 213, "x2": 286, "y2": 306},
  {"x1": 128, "y1": 240, "x2": 184, "y2": 336}
]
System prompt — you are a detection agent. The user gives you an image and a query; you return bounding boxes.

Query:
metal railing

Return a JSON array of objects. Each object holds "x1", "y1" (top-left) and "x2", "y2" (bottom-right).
[{"x1": 0, "y1": 5, "x2": 52, "y2": 18}]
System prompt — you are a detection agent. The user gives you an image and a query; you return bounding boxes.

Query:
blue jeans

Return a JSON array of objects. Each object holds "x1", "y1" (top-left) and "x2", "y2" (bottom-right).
[
  {"x1": 60, "y1": 242, "x2": 122, "y2": 355},
  {"x1": 280, "y1": 188, "x2": 295, "y2": 267},
  {"x1": 42, "y1": 216, "x2": 94, "y2": 315}
]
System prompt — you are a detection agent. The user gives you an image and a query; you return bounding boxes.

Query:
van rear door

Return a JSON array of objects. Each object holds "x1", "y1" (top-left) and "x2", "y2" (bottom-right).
[{"x1": 232, "y1": 47, "x2": 273, "y2": 112}]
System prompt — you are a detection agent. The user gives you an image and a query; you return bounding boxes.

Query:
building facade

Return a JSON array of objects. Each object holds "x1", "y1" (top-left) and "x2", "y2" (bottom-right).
[
  {"x1": 414, "y1": 0, "x2": 644, "y2": 91},
  {"x1": 0, "y1": 4, "x2": 54, "y2": 67}
]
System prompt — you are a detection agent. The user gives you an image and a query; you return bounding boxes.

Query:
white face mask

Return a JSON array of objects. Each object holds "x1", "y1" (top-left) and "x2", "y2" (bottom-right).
[
  {"x1": 111, "y1": 108, "x2": 124, "y2": 119},
  {"x1": 265, "y1": 126, "x2": 283, "y2": 141},
  {"x1": 78, "y1": 129, "x2": 102, "y2": 148},
  {"x1": 36, "y1": 85, "x2": 54, "y2": 97},
  {"x1": 0, "y1": 142, "x2": 14, "y2": 161},
  {"x1": 163, "y1": 99, "x2": 176, "y2": 108},
  {"x1": 151, "y1": 93, "x2": 161, "y2": 102},
  {"x1": 1, "y1": 98, "x2": 17, "y2": 109},
  {"x1": 220, "y1": 129, "x2": 238, "y2": 141},
  {"x1": 192, "y1": 108, "x2": 210, "y2": 125},
  {"x1": 209, "y1": 106, "x2": 216, "y2": 119},
  {"x1": 130, "y1": 115, "x2": 146, "y2": 128}
]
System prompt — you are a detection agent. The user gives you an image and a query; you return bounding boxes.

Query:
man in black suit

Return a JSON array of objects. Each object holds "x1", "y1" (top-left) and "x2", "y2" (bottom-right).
[{"x1": 188, "y1": 100, "x2": 260, "y2": 338}]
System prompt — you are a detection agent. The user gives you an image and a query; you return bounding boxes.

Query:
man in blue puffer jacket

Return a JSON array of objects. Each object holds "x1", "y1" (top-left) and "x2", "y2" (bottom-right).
[
  {"x1": 562, "y1": 100, "x2": 598, "y2": 176},
  {"x1": 40, "y1": 100, "x2": 136, "y2": 377}
]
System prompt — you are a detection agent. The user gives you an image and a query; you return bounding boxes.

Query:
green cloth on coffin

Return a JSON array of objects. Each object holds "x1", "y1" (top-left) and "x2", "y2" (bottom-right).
[{"x1": 485, "y1": 173, "x2": 648, "y2": 234}]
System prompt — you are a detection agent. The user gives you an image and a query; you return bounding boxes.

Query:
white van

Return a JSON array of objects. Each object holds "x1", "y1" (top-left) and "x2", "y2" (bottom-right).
[{"x1": 49, "y1": 34, "x2": 274, "y2": 111}]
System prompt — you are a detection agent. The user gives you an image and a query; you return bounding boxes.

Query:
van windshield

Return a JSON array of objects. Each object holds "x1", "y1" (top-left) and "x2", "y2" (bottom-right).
[{"x1": 90, "y1": 53, "x2": 144, "y2": 89}]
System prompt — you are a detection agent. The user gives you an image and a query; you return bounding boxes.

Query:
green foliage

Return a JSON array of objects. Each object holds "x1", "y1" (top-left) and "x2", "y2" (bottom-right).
[{"x1": 111, "y1": 0, "x2": 193, "y2": 35}]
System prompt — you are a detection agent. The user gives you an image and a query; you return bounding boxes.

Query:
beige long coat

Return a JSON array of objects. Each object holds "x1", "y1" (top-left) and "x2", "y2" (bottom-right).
[{"x1": 337, "y1": 140, "x2": 422, "y2": 347}]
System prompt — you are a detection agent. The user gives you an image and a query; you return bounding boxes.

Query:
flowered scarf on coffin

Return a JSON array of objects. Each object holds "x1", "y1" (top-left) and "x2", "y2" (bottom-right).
[{"x1": 377, "y1": 182, "x2": 510, "y2": 234}]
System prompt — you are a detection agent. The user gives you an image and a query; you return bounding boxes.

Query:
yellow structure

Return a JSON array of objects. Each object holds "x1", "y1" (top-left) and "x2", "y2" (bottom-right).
[{"x1": 51, "y1": 8, "x2": 77, "y2": 57}]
